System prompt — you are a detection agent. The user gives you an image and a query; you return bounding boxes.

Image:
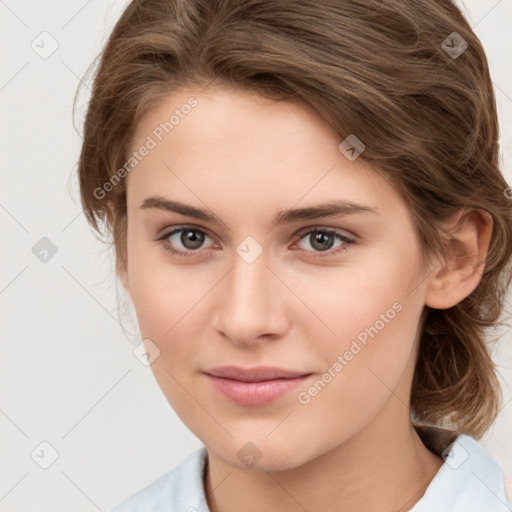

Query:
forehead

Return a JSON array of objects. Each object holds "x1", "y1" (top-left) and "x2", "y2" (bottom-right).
[{"x1": 126, "y1": 86, "x2": 405, "y2": 223}]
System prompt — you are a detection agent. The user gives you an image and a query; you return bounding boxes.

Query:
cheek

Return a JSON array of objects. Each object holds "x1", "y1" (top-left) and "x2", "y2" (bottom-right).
[
  {"x1": 291, "y1": 285, "x2": 420, "y2": 452},
  {"x1": 290, "y1": 248, "x2": 423, "y2": 406},
  {"x1": 288, "y1": 247, "x2": 419, "y2": 354},
  {"x1": 130, "y1": 270, "x2": 206, "y2": 348},
  {"x1": 126, "y1": 230, "x2": 206, "y2": 336},
  {"x1": 127, "y1": 252, "x2": 216, "y2": 392},
  {"x1": 127, "y1": 262, "x2": 211, "y2": 431}
]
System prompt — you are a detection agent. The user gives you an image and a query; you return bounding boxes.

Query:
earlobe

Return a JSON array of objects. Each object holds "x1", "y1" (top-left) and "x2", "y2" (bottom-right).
[{"x1": 424, "y1": 208, "x2": 493, "y2": 309}]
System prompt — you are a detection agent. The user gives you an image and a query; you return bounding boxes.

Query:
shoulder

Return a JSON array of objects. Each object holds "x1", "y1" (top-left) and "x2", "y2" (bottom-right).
[
  {"x1": 412, "y1": 429, "x2": 511, "y2": 512},
  {"x1": 108, "y1": 447, "x2": 210, "y2": 512}
]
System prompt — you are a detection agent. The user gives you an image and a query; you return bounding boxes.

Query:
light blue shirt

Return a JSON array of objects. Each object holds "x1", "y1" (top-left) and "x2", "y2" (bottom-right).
[{"x1": 110, "y1": 430, "x2": 511, "y2": 512}]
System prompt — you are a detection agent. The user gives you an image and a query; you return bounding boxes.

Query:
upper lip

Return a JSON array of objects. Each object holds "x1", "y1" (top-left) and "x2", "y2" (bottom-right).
[{"x1": 204, "y1": 365, "x2": 311, "y2": 382}]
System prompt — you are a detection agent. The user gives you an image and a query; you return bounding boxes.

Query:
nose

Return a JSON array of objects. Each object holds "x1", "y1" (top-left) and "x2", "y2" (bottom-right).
[{"x1": 213, "y1": 246, "x2": 290, "y2": 346}]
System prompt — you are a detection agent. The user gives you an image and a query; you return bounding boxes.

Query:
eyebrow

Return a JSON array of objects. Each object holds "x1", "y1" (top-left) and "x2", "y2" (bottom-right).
[{"x1": 140, "y1": 196, "x2": 380, "y2": 227}]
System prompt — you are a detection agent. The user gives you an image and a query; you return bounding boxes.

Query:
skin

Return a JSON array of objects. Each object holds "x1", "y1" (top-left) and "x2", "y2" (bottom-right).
[{"x1": 116, "y1": 85, "x2": 492, "y2": 512}]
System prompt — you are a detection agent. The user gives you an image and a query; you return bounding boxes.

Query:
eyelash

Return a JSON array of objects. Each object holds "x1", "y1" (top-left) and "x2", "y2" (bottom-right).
[{"x1": 156, "y1": 225, "x2": 357, "y2": 260}]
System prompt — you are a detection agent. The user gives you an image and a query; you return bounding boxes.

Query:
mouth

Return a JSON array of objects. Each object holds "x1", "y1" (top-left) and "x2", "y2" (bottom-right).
[{"x1": 203, "y1": 366, "x2": 313, "y2": 406}]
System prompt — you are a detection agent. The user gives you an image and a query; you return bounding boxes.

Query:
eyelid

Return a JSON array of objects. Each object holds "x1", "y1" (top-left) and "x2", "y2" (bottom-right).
[
  {"x1": 294, "y1": 224, "x2": 357, "y2": 240},
  {"x1": 157, "y1": 223, "x2": 357, "y2": 241},
  {"x1": 157, "y1": 224, "x2": 215, "y2": 244}
]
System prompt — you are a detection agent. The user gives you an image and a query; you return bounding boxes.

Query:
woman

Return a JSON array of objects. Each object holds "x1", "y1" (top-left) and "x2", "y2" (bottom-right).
[{"x1": 76, "y1": 0, "x2": 512, "y2": 510}]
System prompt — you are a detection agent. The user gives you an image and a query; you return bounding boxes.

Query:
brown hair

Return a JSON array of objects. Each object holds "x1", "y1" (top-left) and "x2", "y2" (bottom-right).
[{"x1": 76, "y1": 0, "x2": 512, "y2": 438}]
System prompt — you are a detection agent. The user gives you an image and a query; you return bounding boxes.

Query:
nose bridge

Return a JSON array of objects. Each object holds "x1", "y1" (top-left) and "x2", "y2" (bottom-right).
[{"x1": 215, "y1": 239, "x2": 284, "y2": 343}]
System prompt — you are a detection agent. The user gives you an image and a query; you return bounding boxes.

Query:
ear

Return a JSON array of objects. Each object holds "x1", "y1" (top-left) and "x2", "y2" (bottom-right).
[{"x1": 424, "y1": 208, "x2": 493, "y2": 309}]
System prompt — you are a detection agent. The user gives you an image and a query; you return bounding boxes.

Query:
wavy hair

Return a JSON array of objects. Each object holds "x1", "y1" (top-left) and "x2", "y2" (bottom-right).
[{"x1": 75, "y1": 0, "x2": 512, "y2": 438}]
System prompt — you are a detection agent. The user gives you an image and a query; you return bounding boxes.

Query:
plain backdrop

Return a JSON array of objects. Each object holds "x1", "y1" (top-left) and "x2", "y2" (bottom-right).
[{"x1": 1, "y1": 1, "x2": 511, "y2": 510}]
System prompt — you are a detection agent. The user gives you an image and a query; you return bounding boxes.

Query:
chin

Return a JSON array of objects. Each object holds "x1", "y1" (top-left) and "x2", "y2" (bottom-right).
[{"x1": 208, "y1": 437, "x2": 314, "y2": 473}]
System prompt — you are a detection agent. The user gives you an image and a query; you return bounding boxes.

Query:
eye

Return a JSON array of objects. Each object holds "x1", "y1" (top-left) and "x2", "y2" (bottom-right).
[
  {"x1": 156, "y1": 226, "x2": 215, "y2": 258},
  {"x1": 293, "y1": 227, "x2": 356, "y2": 258}
]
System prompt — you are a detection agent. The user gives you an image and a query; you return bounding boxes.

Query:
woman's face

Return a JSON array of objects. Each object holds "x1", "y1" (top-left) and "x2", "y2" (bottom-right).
[{"x1": 121, "y1": 85, "x2": 431, "y2": 470}]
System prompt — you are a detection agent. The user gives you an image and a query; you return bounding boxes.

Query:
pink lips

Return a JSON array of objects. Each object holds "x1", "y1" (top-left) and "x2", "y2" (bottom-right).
[{"x1": 204, "y1": 365, "x2": 312, "y2": 406}]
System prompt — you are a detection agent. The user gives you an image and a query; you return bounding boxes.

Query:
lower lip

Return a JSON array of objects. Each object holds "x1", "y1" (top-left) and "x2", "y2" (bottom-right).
[{"x1": 205, "y1": 374, "x2": 312, "y2": 406}]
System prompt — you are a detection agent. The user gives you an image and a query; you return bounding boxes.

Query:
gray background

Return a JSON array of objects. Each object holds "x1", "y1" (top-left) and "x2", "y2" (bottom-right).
[{"x1": 1, "y1": 1, "x2": 511, "y2": 510}]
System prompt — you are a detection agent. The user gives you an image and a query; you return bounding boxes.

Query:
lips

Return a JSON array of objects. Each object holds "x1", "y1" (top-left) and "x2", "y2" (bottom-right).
[
  {"x1": 204, "y1": 365, "x2": 311, "y2": 382},
  {"x1": 203, "y1": 365, "x2": 313, "y2": 406}
]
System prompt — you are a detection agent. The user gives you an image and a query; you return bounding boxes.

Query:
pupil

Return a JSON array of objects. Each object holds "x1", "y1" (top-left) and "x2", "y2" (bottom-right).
[
  {"x1": 182, "y1": 230, "x2": 204, "y2": 249},
  {"x1": 312, "y1": 232, "x2": 333, "y2": 251}
]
